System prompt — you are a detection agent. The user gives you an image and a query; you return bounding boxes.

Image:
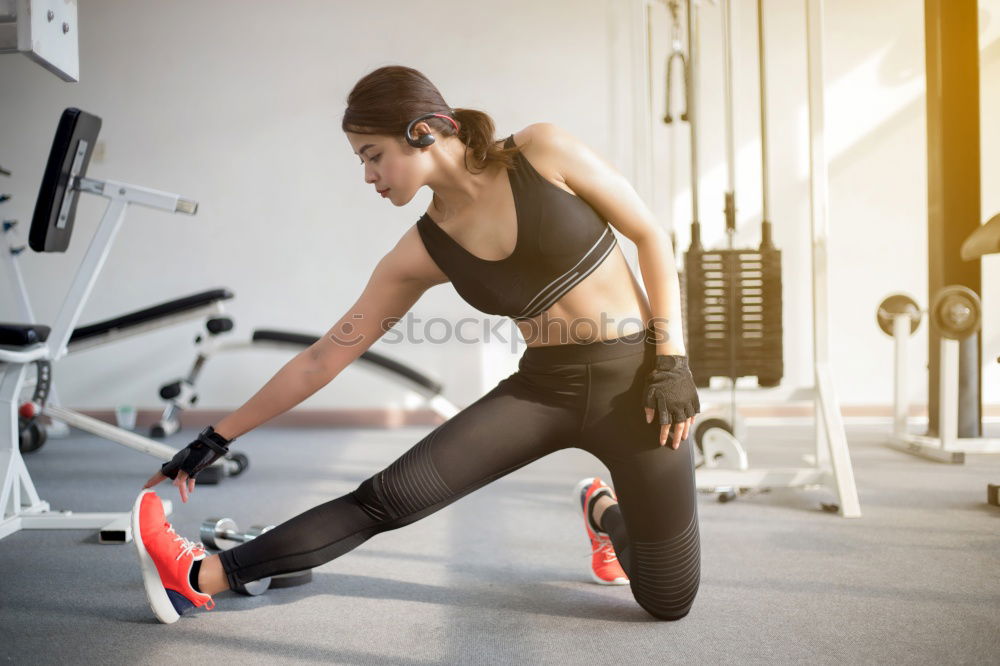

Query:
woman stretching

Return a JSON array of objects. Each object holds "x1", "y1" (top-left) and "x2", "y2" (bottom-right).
[{"x1": 132, "y1": 65, "x2": 701, "y2": 624}]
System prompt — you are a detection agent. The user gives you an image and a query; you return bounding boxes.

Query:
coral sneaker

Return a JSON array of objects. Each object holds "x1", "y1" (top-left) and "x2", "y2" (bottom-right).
[
  {"x1": 573, "y1": 477, "x2": 629, "y2": 585},
  {"x1": 131, "y1": 489, "x2": 215, "y2": 623}
]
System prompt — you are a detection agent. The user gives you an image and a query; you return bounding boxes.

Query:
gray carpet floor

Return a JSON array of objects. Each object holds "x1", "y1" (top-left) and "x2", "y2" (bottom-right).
[{"x1": 1, "y1": 422, "x2": 998, "y2": 665}]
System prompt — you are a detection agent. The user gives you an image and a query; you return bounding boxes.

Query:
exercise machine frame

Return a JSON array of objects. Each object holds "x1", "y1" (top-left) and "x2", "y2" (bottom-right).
[
  {"x1": 2, "y1": 108, "x2": 207, "y2": 542},
  {"x1": 680, "y1": 0, "x2": 860, "y2": 517},
  {"x1": 886, "y1": 309, "x2": 1000, "y2": 463}
]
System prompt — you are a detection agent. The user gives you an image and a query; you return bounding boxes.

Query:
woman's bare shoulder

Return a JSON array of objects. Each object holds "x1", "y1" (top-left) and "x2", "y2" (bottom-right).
[
  {"x1": 511, "y1": 122, "x2": 580, "y2": 195},
  {"x1": 387, "y1": 223, "x2": 449, "y2": 287}
]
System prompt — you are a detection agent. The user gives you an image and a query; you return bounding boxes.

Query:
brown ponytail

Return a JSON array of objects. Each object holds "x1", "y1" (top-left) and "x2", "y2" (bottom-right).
[{"x1": 341, "y1": 65, "x2": 521, "y2": 174}]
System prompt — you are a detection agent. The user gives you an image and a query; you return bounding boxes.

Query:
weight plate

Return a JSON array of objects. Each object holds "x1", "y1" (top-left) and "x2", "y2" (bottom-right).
[
  {"x1": 18, "y1": 419, "x2": 48, "y2": 454},
  {"x1": 200, "y1": 517, "x2": 238, "y2": 551},
  {"x1": 693, "y1": 417, "x2": 732, "y2": 456},
  {"x1": 234, "y1": 576, "x2": 271, "y2": 596},
  {"x1": 228, "y1": 451, "x2": 249, "y2": 477},
  {"x1": 270, "y1": 569, "x2": 313, "y2": 589},
  {"x1": 876, "y1": 294, "x2": 922, "y2": 337},
  {"x1": 930, "y1": 285, "x2": 981, "y2": 340}
]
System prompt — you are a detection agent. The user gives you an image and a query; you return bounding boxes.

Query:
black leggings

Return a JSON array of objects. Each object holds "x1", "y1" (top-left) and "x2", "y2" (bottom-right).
[{"x1": 218, "y1": 328, "x2": 700, "y2": 621}]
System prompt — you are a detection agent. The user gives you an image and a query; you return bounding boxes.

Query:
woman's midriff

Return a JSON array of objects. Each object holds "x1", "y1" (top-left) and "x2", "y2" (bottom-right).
[{"x1": 516, "y1": 244, "x2": 652, "y2": 347}]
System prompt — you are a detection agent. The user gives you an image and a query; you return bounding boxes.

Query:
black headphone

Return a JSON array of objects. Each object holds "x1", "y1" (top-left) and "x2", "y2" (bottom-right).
[{"x1": 405, "y1": 112, "x2": 460, "y2": 148}]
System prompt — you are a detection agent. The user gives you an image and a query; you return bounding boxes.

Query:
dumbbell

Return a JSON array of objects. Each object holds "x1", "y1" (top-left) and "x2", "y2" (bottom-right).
[
  {"x1": 200, "y1": 516, "x2": 271, "y2": 551},
  {"x1": 200, "y1": 517, "x2": 312, "y2": 596}
]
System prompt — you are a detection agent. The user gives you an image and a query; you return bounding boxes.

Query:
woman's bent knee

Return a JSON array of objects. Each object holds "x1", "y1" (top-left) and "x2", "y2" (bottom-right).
[
  {"x1": 645, "y1": 604, "x2": 694, "y2": 622},
  {"x1": 634, "y1": 580, "x2": 699, "y2": 621}
]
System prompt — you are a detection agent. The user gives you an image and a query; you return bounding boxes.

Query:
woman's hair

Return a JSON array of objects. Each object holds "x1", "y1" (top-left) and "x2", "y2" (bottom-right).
[{"x1": 341, "y1": 65, "x2": 522, "y2": 174}]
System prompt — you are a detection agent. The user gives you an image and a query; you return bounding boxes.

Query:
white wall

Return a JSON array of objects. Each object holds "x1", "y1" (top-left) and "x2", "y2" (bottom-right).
[{"x1": 0, "y1": 0, "x2": 996, "y2": 414}]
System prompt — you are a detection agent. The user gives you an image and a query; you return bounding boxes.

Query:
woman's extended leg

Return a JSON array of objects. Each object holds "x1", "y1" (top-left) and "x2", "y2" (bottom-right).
[
  {"x1": 216, "y1": 368, "x2": 583, "y2": 593},
  {"x1": 198, "y1": 553, "x2": 228, "y2": 595}
]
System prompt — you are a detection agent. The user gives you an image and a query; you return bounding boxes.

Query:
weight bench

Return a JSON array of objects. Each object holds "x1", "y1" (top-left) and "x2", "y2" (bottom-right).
[
  {"x1": 1, "y1": 107, "x2": 239, "y2": 544},
  {"x1": 3, "y1": 218, "x2": 237, "y2": 442},
  {"x1": 67, "y1": 288, "x2": 234, "y2": 352}
]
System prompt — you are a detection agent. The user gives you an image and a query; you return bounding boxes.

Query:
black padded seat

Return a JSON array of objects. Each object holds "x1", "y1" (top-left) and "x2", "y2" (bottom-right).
[
  {"x1": 0, "y1": 324, "x2": 51, "y2": 347},
  {"x1": 69, "y1": 289, "x2": 234, "y2": 344}
]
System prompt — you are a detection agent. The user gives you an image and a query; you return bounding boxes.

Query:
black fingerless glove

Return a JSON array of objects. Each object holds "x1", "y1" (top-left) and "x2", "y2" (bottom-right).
[
  {"x1": 643, "y1": 355, "x2": 701, "y2": 426},
  {"x1": 160, "y1": 426, "x2": 233, "y2": 480}
]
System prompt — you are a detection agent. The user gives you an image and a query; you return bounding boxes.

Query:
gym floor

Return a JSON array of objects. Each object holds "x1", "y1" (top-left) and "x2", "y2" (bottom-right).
[{"x1": 1, "y1": 422, "x2": 997, "y2": 664}]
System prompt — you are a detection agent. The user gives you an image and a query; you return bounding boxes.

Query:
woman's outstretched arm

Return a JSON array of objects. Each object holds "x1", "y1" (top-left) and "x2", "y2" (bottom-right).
[{"x1": 212, "y1": 227, "x2": 446, "y2": 440}]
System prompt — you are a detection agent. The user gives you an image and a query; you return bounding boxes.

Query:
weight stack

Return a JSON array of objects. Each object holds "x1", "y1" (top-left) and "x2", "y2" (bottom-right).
[{"x1": 683, "y1": 244, "x2": 783, "y2": 388}]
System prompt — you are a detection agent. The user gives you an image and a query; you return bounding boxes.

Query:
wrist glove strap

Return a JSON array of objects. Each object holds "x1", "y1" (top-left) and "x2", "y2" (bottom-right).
[
  {"x1": 196, "y1": 426, "x2": 232, "y2": 455},
  {"x1": 160, "y1": 426, "x2": 233, "y2": 480}
]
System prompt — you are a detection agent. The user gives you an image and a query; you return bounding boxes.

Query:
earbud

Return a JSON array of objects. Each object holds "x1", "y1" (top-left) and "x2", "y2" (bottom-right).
[{"x1": 405, "y1": 112, "x2": 460, "y2": 148}]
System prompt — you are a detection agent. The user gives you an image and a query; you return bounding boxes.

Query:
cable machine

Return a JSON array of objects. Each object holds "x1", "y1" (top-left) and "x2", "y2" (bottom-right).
[{"x1": 656, "y1": 0, "x2": 860, "y2": 516}]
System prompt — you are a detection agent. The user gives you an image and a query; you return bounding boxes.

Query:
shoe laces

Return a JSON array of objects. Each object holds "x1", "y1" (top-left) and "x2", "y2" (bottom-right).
[
  {"x1": 588, "y1": 533, "x2": 619, "y2": 564},
  {"x1": 165, "y1": 524, "x2": 206, "y2": 560}
]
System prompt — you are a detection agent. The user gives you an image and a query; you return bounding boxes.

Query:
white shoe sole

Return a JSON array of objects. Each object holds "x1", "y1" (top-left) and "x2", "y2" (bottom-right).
[
  {"x1": 132, "y1": 490, "x2": 181, "y2": 624},
  {"x1": 572, "y1": 478, "x2": 630, "y2": 586},
  {"x1": 572, "y1": 477, "x2": 597, "y2": 512},
  {"x1": 591, "y1": 570, "x2": 630, "y2": 585}
]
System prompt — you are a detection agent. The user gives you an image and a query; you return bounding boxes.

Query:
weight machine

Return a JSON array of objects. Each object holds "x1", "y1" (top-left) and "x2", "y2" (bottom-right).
[
  {"x1": 2, "y1": 107, "x2": 214, "y2": 543},
  {"x1": 664, "y1": 0, "x2": 860, "y2": 516}
]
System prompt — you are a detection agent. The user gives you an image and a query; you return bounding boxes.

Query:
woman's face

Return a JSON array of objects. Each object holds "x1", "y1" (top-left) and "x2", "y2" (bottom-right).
[{"x1": 346, "y1": 131, "x2": 421, "y2": 206}]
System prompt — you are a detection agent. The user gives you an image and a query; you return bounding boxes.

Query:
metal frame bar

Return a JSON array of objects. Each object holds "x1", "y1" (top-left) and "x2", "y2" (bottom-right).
[
  {"x1": 1, "y1": 357, "x2": 175, "y2": 542},
  {"x1": 923, "y1": 0, "x2": 982, "y2": 439},
  {"x1": 804, "y1": 0, "x2": 860, "y2": 517}
]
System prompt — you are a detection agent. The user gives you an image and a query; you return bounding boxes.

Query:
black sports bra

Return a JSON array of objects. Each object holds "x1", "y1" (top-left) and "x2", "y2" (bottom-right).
[{"x1": 416, "y1": 134, "x2": 617, "y2": 320}]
